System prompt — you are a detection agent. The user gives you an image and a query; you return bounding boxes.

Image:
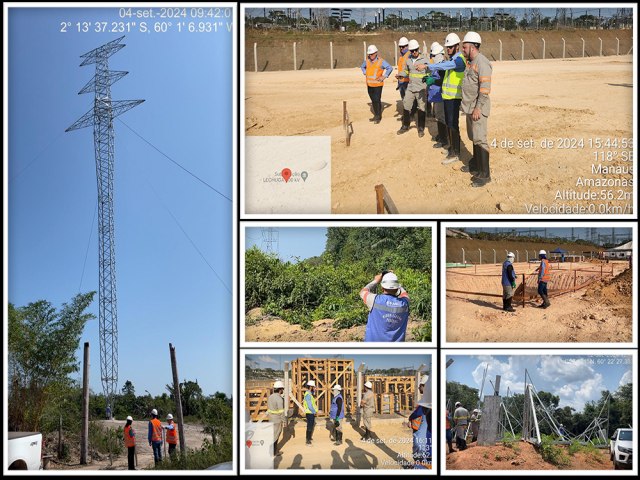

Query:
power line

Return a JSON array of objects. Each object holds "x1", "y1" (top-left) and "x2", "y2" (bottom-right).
[
  {"x1": 117, "y1": 118, "x2": 231, "y2": 203},
  {"x1": 9, "y1": 131, "x2": 65, "y2": 184},
  {"x1": 78, "y1": 200, "x2": 98, "y2": 293}
]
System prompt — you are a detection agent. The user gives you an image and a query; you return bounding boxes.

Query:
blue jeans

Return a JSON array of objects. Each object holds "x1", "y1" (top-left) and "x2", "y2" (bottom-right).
[
  {"x1": 443, "y1": 98, "x2": 462, "y2": 131},
  {"x1": 538, "y1": 281, "x2": 548, "y2": 297},
  {"x1": 151, "y1": 441, "x2": 162, "y2": 463}
]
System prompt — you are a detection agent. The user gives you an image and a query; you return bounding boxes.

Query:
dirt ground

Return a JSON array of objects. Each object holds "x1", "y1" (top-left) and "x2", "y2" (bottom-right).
[
  {"x1": 245, "y1": 56, "x2": 633, "y2": 214},
  {"x1": 245, "y1": 308, "x2": 427, "y2": 342},
  {"x1": 446, "y1": 440, "x2": 612, "y2": 470},
  {"x1": 268, "y1": 416, "x2": 416, "y2": 470},
  {"x1": 47, "y1": 419, "x2": 210, "y2": 471},
  {"x1": 446, "y1": 263, "x2": 632, "y2": 343}
]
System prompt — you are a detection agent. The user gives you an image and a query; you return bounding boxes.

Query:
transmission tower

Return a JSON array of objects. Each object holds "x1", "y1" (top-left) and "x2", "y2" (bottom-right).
[
  {"x1": 261, "y1": 227, "x2": 279, "y2": 255},
  {"x1": 66, "y1": 36, "x2": 144, "y2": 417}
]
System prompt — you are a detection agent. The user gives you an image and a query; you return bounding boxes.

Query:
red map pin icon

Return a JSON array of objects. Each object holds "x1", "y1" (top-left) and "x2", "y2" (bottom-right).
[{"x1": 281, "y1": 168, "x2": 292, "y2": 183}]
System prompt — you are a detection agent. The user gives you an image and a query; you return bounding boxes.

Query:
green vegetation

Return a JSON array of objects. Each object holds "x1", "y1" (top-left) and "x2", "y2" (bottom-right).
[
  {"x1": 445, "y1": 381, "x2": 480, "y2": 413},
  {"x1": 538, "y1": 434, "x2": 570, "y2": 466},
  {"x1": 245, "y1": 227, "x2": 432, "y2": 338}
]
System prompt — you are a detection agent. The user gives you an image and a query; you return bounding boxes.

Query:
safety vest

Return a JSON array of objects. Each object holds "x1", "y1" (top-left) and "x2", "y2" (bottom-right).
[
  {"x1": 453, "y1": 407, "x2": 469, "y2": 425},
  {"x1": 397, "y1": 51, "x2": 409, "y2": 84},
  {"x1": 445, "y1": 410, "x2": 451, "y2": 429},
  {"x1": 364, "y1": 293, "x2": 410, "y2": 342},
  {"x1": 124, "y1": 425, "x2": 135, "y2": 448},
  {"x1": 410, "y1": 406, "x2": 432, "y2": 466},
  {"x1": 329, "y1": 393, "x2": 345, "y2": 420},
  {"x1": 365, "y1": 57, "x2": 385, "y2": 87},
  {"x1": 166, "y1": 423, "x2": 178, "y2": 445},
  {"x1": 502, "y1": 260, "x2": 515, "y2": 286},
  {"x1": 150, "y1": 418, "x2": 163, "y2": 442},
  {"x1": 441, "y1": 53, "x2": 467, "y2": 100},
  {"x1": 303, "y1": 390, "x2": 318, "y2": 415},
  {"x1": 539, "y1": 258, "x2": 551, "y2": 282}
]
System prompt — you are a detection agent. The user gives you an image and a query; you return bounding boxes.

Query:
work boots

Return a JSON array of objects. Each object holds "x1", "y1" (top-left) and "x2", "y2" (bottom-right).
[
  {"x1": 361, "y1": 428, "x2": 370, "y2": 441},
  {"x1": 306, "y1": 430, "x2": 312, "y2": 446},
  {"x1": 442, "y1": 129, "x2": 460, "y2": 164},
  {"x1": 334, "y1": 431, "x2": 343, "y2": 446},
  {"x1": 504, "y1": 297, "x2": 516, "y2": 312},
  {"x1": 471, "y1": 147, "x2": 492, "y2": 187},
  {"x1": 433, "y1": 122, "x2": 449, "y2": 149},
  {"x1": 461, "y1": 144, "x2": 480, "y2": 175},
  {"x1": 397, "y1": 109, "x2": 411, "y2": 135},
  {"x1": 417, "y1": 110, "x2": 426, "y2": 138},
  {"x1": 542, "y1": 294, "x2": 551, "y2": 308},
  {"x1": 448, "y1": 440, "x2": 456, "y2": 453},
  {"x1": 374, "y1": 102, "x2": 382, "y2": 124}
]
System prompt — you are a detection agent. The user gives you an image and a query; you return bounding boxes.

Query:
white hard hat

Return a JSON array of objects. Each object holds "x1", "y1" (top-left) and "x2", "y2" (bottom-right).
[
  {"x1": 381, "y1": 272, "x2": 400, "y2": 290},
  {"x1": 539, "y1": 250, "x2": 547, "y2": 255},
  {"x1": 306, "y1": 380, "x2": 316, "y2": 387},
  {"x1": 407, "y1": 39, "x2": 420, "y2": 51},
  {"x1": 398, "y1": 37, "x2": 409, "y2": 47},
  {"x1": 473, "y1": 409, "x2": 479, "y2": 413},
  {"x1": 367, "y1": 45, "x2": 378, "y2": 55},
  {"x1": 151, "y1": 408, "x2": 158, "y2": 416},
  {"x1": 463, "y1": 31, "x2": 482, "y2": 45},
  {"x1": 444, "y1": 33, "x2": 461, "y2": 47},
  {"x1": 419, "y1": 375, "x2": 428, "y2": 386},
  {"x1": 332, "y1": 384, "x2": 342, "y2": 391},
  {"x1": 507, "y1": 252, "x2": 515, "y2": 258},
  {"x1": 126, "y1": 416, "x2": 133, "y2": 421},
  {"x1": 455, "y1": 401, "x2": 461, "y2": 407},
  {"x1": 273, "y1": 380, "x2": 284, "y2": 390},
  {"x1": 166, "y1": 413, "x2": 173, "y2": 420},
  {"x1": 430, "y1": 43, "x2": 444, "y2": 55},
  {"x1": 364, "y1": 381, "x2": 373, "y2": 389}
]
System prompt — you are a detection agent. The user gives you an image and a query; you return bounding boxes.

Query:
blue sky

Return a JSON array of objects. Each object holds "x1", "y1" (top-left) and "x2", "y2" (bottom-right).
[
  {"x1": 446, "y1": 355, "x2": 633, "y2": 412},
  {"x1": 7, "y1": 7, "x2": 233, "y2": 397},
  {"x1": 245, "y1": 227, "x2": 327, "y2": 262},
  {"x1": 247, "y1": 354, "x2": 431, "y2": 372}
]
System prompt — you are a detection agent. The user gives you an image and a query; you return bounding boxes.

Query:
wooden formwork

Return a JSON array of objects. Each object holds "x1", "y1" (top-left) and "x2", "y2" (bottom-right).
[{"x1": 366, "y1": 375, "x2": 415, "y2": 412}]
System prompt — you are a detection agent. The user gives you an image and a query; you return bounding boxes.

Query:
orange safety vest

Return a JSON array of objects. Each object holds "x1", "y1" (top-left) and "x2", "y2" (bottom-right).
[
  {"x1": 539, "y1": 258, "x2": 551, "y2": 282},
  {"x1": 150, "y1": 418, "x2": 163, "y2": 442},
  {"x1": 397, "y1": 52, "x2": 409, "y2": 83},
  {"x1": 124, "y1": 425, "x2": 136, "y2": 448},
  {"x1": 410, "y1": 415, "x2": 423, "y2": 431},
  {"x1": 166, "y1": 423, "x2": 178, "y2": 445},
  {"x1": 445, "y1": 410, "x2": 451, "y2": 429},
  {"x1": 365, "y1": 57, "x2": 385, "y2": 87}
]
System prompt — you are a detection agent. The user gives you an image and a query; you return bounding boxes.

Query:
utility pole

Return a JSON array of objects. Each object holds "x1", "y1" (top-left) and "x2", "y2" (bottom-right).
[
  {"x1": 170, "y1": 343, "x2": 187, "y2": 453},
  {"x1": 80, "y1": 342, "x2": 90, "y2": 465},
  {"x1": 66, "y1": 36, "x2": 144, "y2": 415}
]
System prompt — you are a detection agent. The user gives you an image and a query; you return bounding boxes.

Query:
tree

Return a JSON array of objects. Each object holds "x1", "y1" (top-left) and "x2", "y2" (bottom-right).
[
  {"x1": 167, "y1": 379, "x2": 204, "y2": 417},
  {"x1": 446, "y1": 381, "x2": 479, "y2": 412},
  {"x1": 8, "y1": 292, "x2": 96, "y2": 432}
]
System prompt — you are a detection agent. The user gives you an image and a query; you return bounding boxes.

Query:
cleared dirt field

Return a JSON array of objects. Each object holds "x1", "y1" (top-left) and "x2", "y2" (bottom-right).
[
  {"x1": 446, "y1": 262, "x2": 632, "y2": 343},
  {"x1": 245, "y1": 56, "x2": 633, "y2": 214}
]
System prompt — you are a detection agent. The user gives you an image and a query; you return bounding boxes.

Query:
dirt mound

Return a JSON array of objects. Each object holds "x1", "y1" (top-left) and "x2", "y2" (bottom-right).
[
  {"x1": 582, "y1": 267, "x2": 632, "y2": 318},
  {"x1": 245, "y1": 308, "x2": 425, "y2": 342},
  {"x1": 446, "y1": 441, "x2": 611, "y2": 471}
]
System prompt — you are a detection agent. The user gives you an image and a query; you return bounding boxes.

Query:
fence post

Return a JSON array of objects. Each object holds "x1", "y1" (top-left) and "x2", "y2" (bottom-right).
[
  {"x1": 498, "y1": 39, "x2": 503, "y2": 61},
  {"x1": 479, "y1": 249, "x2": 482, "y2": 265},
  {"x1": 462, "y1": 248, "x2": 465, "y2": 264},
  {"x1": 394, "y1": 41, "x2": 398, "y2": 67},
  {"x1": 598, "y1": 37, "x2": 603, "y2": 56},
  {"x1": 254, "y1": 42, "x2": 258, "y2": 72},
  {"x1": 293, "y1": 42, "x2": 297, "y2": 70},
  {"x1": 616, "y1": 37, "x2": 620, "y2": 55},
  {"x1": 521, "y1": 38, "x2": 524, "y2": 60},
  {"x1": 493, "y1": 249, "x2": 496, "y2": 264},
  {"x1": 573, "y1": 270, "x2": 577, "y2": 292},
  {"x1": 562, "y1": 38, "x2": 565, "y2": 59},
  {"x1": 541, "y1": 38, "x2": 545, "y2": 59},
  {"x1": 516, "y1": 250, "x2": 520, "y2": 263},
  {"x1": 581, "y1": 37, "x2": 585, "y2": 57},
  {"x1": 522, "y1": 273, "x2": 526, "y2": 308},
  {"x1": 363, "y1": 41, "x2": 367, "y2": 62},
  {"x1": 330, "y1": 41, "x2": 334, "y2": 69}
]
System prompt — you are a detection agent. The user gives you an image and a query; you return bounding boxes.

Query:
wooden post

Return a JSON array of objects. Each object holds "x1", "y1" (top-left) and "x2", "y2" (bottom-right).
[
  {"x1": 521, "y1": 38, "x2": 524, "y2": 60},
  {"x1": 616, "y1": 37, "x2": 620, "y2": 55},
  {"x1": 573, "y1": 270, "x2": 577, "y2": 291},
  {"x1": 394, "y1": 41, "x2": 398, "y2": 67},
  {"x1": 581, "y1": 37, "x2": 585, "y2": 57},
  {"x1": 498, "y1": 39, "x2": 502, "y2": 61},
  {"x1": 80, "y1": 342, "x2": 89, "y2": 464},
  {"x1": 599, "y1": 37, "x2": 603, "y2": 56},
  {"x1": 522, "y1": 274, "x2": 526, "y2": 308},
  {"x1": 363, "y1": 41, "x2": 367, "y2": 61},
  {"x1": 169, "y1": 343, "x2": 187, "y2": 453},
  {"x1": 293, "y1": 42, "x2": 297, "y2": 70},
  {"x1": 562, "y1": 38, "x2": 565, "y2": 58},
  {"x1": 541, "y1": 37, "x2": 545, "y2": 59},
  {"x1": 330, "y1": 41, "x2": 334, "y2": 69},
  {"x1": 253, "y1": 43, "x2": 258, "y2": 72}
]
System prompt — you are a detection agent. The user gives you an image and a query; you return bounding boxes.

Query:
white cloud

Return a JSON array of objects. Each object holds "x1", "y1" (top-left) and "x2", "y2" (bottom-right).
[
  {"x1": 537, "y1": 356, "x2": 595, "y2": 384},
  {"x1": 258, "y1": 355, "x2": 279, "y2": 365},
  {"x1": 619, "y1": 370, "x2": 632, "y2": 386}
]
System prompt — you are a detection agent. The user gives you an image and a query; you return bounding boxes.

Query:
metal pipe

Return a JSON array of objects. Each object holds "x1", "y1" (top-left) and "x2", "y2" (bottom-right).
[
  {"x1": 293, "y1": 42, "x2": 297, "y2": 70},
  {"x1": 254, "y1": 43, "x2": 258, "y2": 72},
  {"x1": 498, "y1": 39, "x2": 502, "y2": 61},
  {"x1": 581, "y1": 37, "x2": 585, "y2": 57},
  {"x1": 542, "y1": 38, "x2": 545, "y2": 59},
  {"x1": 330, "y1": 42, "x2": 334, "y2": 69}
]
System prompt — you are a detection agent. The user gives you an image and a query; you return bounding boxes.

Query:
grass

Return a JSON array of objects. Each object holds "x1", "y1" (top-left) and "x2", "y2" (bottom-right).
[
  {"x1": 538, "y1": 435, "x2": 570, "y2": 467},
  {"x1": 152, "y1": 438, "x2": 232, "y2": 470}
]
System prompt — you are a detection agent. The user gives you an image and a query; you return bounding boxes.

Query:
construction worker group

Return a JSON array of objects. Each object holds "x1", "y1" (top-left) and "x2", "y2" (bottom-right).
[
  {"x1": 363, "y1": 31, "x2": 492, "y2": 187},
  {"x1": 121, "y1": 409, "x2": 179, "y2": 469}
]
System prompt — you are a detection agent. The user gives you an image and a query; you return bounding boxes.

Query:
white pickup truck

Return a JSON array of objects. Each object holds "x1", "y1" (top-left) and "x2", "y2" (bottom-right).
[
  {"x1": 7, "y1": 432, "x2": 43, "y2": 470},
  {"x1": 610, "y1": 428, "x2": 632, "y2": 470}
]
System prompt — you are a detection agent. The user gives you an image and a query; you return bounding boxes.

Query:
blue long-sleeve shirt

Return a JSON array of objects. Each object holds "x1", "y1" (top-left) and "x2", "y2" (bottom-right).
[
  {"x1": 360, "y1": 57, "x2": 393, "y2": 78},
  {"x1": 428, "y1": 54, "x2": 466, "y2": 73},
  {"x1": 148, "y1": 422, "x2": 153, "y2": 443},
  {"x1": 304, "y1": 391, "x2": 317, "y2": 414}
]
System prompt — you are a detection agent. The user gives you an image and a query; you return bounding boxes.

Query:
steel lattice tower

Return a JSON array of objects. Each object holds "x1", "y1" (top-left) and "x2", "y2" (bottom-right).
[{"x1": 66, "y1": 36, "x2": 144, "y2": 416}]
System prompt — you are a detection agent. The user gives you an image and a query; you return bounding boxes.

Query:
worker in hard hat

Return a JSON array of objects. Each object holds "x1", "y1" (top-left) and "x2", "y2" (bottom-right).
[
  {"x1": 426, "y1": 42, "x2": 448, "y2": 150},
  {"x1": 419, "y1": 375, "x2": 428, "y2": 395},
  {"x1": 360, "y1": 271, "x2": 410, "y2": 342},
  {"x1": 360, "y1": 44, "x2": 393, "y2": 124},
  {"x1": 453, "y1": 401, "x2": 469, "y2": 450},
  {"x1": 445, "y1": 408, "x2": 455, "y2": 454},
  {"x1": 469, "y1": 409, "x2": 481, "y2": 442},
  {"x1": 303, "y1": 380, "x2": 318, "y2": 446},
  {"x1": 124, "y1": 415, "x2": 136, "y2": 470},
  {"x1": 360, "y1": 380, "x2": 375, "y2": 441},
  {"x1": 427, "y1": 33, "x2": 467, "y2": 165},
  {"x1": 535, "y1": 250, "x2": 551, "y2": 308},
  {"x1": 148, "y1": 408, "x2": 163, "y2": 464},
  {"x1": 460, "y1": 32, "x2": 493, "y2": 187},
  {"x1": 395, "y1": 37, "x2": 410, "y2": 100},
  {"x1": 502, "y1": 252, "x2": 517, "y2": 312},
  {"x1": 409, "y1": 374, "x2": 432, "y2": 469},
  {"x1": 397, "y1": 39, "x2": 429, "y2": 138},
  {"x1": 164, "y1": 413, "x2": 178, "y2": 459},
  {"x1": 329, "y1": 384, "x2": 345, "y2": 446},
  {"x1": 267, "y1": 380, "x2": 286, "y2": 456}
]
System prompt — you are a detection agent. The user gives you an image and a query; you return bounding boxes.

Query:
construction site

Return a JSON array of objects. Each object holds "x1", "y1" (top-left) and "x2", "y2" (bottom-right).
[
  {"x1": 445, "y1": 356, "x2": 632, "y2": 471},
  {"x1": 445, "y1": 228, "x2": 633, "y2": 343},
  {"x1": 244, "y1": 26, "x2": 633, "y2": 214},
  {"x1": 244, "y1": 356, "x2": 431, "y2": 470}
]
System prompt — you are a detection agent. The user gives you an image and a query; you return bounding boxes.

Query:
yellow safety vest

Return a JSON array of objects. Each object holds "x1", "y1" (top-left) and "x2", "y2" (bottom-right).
[
  {"x1": 441, "y1": 53, "x2": 467, "y2": 100},
  {"x1": 303, "y1": 390, "x2": 318, "y2": 414}
]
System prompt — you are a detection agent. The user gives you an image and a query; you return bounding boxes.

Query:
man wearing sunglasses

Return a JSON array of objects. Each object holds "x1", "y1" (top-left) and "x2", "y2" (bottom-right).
[
  {"x1": 361, "y1": 44, "x2": 393, "y2": 124},
  {"x1": 397, "y1": 39, "x2": 429, "y2": 138}
]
